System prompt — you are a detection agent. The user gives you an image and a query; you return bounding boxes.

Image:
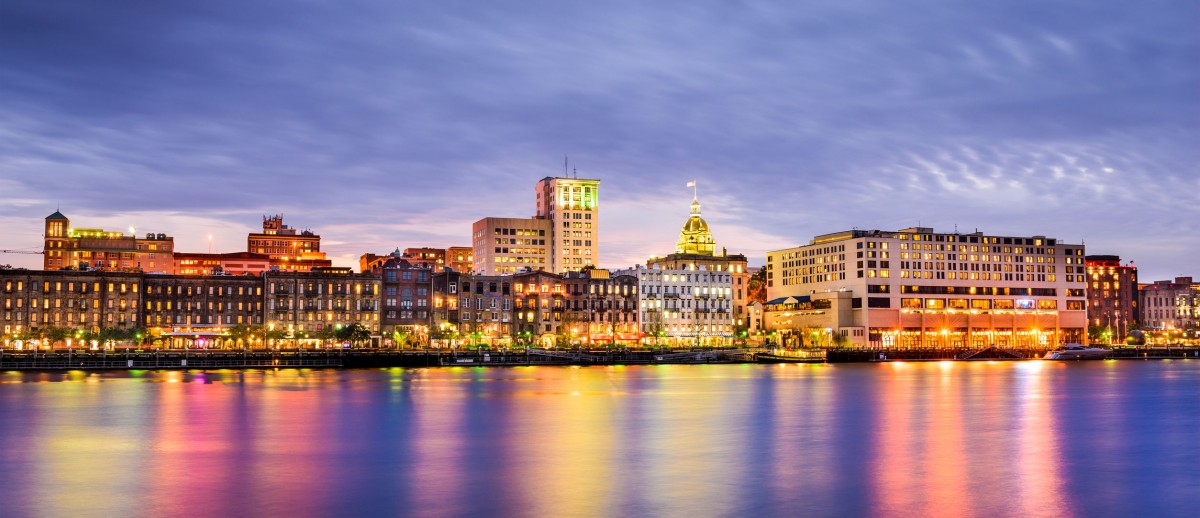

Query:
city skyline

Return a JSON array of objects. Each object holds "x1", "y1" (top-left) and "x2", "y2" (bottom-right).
[{"x1": 2, "y1": 1, "x2": 1196, "y2": 281}]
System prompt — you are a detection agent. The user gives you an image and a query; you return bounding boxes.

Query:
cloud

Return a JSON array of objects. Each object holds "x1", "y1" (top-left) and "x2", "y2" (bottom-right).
[{"x1": 0, "y1": 1, "x2": 1196, "y2": 280}]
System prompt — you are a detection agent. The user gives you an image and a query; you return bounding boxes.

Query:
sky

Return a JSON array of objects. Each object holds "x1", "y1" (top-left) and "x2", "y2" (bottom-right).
[{"x1": 1, "y1": 0, "x2": 1197, "y2": 281}]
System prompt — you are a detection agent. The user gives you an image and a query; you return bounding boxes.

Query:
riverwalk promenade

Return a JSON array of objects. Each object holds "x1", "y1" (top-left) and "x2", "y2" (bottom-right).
[{"x1": 1, "y1": 345, "x2": 1198, "y2": 371}]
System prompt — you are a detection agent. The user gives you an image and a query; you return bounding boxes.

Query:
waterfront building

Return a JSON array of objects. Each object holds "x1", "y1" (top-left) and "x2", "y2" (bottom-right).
[
  {"x1": 174, "y1": 252, "x2": 271, "y2": 276},
  {"x1": 575, "y1": 269, "x2": 640, "y2": 345},
  {"x1": 42, "y1": 211, "x2": 175, "y2": 273},
  {"x1": 247, "y1": 215, "x2": 332, "y2": 272},
  {"x1": 645, "y1": 191, "x2": 750, "y2": 333},
  {"x1": 379, "y1": 258, "x2": 433, "y2": 345},
  {"x1": 512, "y1": 269, "x2": 570, "y2": 346},
  {"x1": 430, "y1": 269, "x2": 514, "y2": 346},
  {"x1": 746, "y1": 301, "x2": 764, "y2": 335},
  {"x1": 511, "y1": 268, "x2": 636, "y2": 347},
  {"x1": 614, "y1": 264, "x2": 734, "y2": 346},
  {"x1": 765, "y1": 227, "x2": 1088, "y2": 348},
  {"x1": 1, "y1": 269, "x2": 143, "y2": 343},
  {"x1": 263, "y1": 268, "x2": 381, "y2": 346},
  {"x1": 456, "y1": 274, "x2": 514, "y2": 346},
  {"x1": 142, "y1": 274, "x2": 264, "y2": 347},
  {"x1": 536, "y1": 176, "x2": 600, "y2": 274},
  {"x1": 1139, "y1": 276, "x2": 1199, "y2": 339},
  {"x1": 1085, "y1": 255, "x2": 1139, "y2": 342},
  {"x1": 471, "y1": 217, "x2": 552, "y2": 275}
]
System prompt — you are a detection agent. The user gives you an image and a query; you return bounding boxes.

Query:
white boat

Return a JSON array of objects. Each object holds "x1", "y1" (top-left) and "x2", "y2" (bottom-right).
[{"x1": 1044, "y1": 344, "x2": 1110, "y2": 360}]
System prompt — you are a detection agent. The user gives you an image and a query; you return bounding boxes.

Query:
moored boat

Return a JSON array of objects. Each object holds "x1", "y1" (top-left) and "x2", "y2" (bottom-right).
[{"x1": 1044, "y1": 344, "x2": 1110, "y2": 360}]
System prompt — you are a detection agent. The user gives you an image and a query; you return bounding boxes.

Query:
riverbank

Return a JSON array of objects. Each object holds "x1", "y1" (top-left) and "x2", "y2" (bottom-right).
[
  {"x1": 5, "y1": 345, "x2": 1200, "y2": 371},
  {"x1": 0, "y1": 347, "x2": 762, "y2": 370},
  {"x1": 2, "y1": 346, "x2": 1198, "y2": 370}
]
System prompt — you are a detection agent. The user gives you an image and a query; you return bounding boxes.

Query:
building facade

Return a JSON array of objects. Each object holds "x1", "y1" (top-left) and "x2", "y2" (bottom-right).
[
  {"x1": 1139, "y1": 276, "x2": 1199, "y2": 338},
  {"x1": 765, "y1": 227, "x2": 1088, "y2": 348},
  {"x1": 535, "y1": 176, "x2": 600, "y2": 274},
  {"x1": 1, "y1": 270, "x2": 143, "y2": 343},
  {"x1": 247, "y1": 215, "x2": 332, "y2": 272},
  {"x1": 471, "y1": 217, "x2": 552, "y2": 275},
  {"x1": 379, "y1": 258, "x2": 433, "y2": 345},
  {"x1": 42, "y1": 211, "x2": 175, "y2": 273},
  {"x1": 643, "y1": 192, "x2": 750, "y2": 334},
  {"x1": 1084, "y1": 255, "x2": 1138, "y2": 342},
  {"x1": 615, "y1": 264, "x2": 734, "y2": 345},
  {"x1": 447, "y1": 246, "x2": 474, "y2": 274},
  {"x1": 174, "y1": 252, "x2": 272, "y2": 276},
  {"x1": 430, "y1": 270, "x2": 514, "y2": 346},
  {"x1": 263, "y1": 268, "x2": 381, "y2": 345},
  {"x1": 142, "y1": 274, "x2": 264, "y2": 347}
]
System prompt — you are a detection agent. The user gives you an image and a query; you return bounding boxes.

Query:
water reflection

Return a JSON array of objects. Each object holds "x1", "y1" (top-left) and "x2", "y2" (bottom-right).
[{"x1": 1, "y1": 363, "x2": 1198, "y2": 517}]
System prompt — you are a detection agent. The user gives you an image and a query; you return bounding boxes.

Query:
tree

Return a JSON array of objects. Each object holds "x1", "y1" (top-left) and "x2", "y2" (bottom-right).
[
  {"x1": 391, "y1": 328, "x2": 413, "y2": 349},
  {"x1": 746, "y1": 269, "x2": 768, "y2": 304},
  {"x1": 264, "y1": 327, "x2": 287, "y2": 346},
  {"x1": 316, "y1": 326, "x2": 338, "y2": 346},
  {"x1": 556, "y1": 311, "x2": 585, "y2": 347},
  {"x1": 336, "y1": 323, "x2": 370, "y2": 348},
  {"x1": 644, "y1": 309, "x2": 666, "y2": 347},
  {"x1": 45, "y1": 327, "x2": 73, "y2": 346}
]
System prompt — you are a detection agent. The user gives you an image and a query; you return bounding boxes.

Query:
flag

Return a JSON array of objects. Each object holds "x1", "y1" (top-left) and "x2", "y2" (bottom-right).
[{"x1": 686, "y1": 181, "x2": 695, "y2": 188}]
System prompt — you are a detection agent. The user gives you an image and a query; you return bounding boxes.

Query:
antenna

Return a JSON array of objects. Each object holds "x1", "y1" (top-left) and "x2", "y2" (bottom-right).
[{"x1": 564, "y1": 155, "x2": 568, "y2": 177}]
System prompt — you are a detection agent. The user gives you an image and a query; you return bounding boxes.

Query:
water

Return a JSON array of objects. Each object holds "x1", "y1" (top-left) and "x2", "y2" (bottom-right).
[{"x1": 1, "y1": 362, "x2": 1197, "y2": 517}]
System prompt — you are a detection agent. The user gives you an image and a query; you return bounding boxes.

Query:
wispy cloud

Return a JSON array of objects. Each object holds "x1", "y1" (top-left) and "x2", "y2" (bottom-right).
[{"x1": 0, "y1": 0, "x2": 1196, "y2": 279}]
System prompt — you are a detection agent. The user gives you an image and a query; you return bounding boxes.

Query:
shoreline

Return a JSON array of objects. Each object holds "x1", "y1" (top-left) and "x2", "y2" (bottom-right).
[{"x1": 2, "y1": 346, "x2": 1197, "y2": 371}]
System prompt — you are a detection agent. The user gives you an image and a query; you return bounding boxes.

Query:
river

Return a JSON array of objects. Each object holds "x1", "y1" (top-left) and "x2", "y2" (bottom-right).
[{"x1": 1, "y1": 361, "x2": 1197, "y2": 517}]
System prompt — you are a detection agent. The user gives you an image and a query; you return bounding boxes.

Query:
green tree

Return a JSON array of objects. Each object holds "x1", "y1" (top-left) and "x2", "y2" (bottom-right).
[
  {"x1": 336, "y1": 323, "x2": 371, "y2": 348},
  {"x1": 317, "y1": 326, "x2": 338, "y2": 346},
  {"x1": 391, "y1": 328, "x2": 412, "y2": 349}
]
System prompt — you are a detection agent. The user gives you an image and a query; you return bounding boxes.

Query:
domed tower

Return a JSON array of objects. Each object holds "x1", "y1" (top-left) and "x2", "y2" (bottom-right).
[
  {"x1": 675, "y1": 195, "x2": 716, "y2": 256},
  {"x1": 43, "y1": 210, "x2": 70, "y2": 270}
]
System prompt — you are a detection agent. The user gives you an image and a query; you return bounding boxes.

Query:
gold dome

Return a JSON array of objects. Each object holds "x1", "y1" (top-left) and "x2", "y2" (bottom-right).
[{"x1": 676, "y1": 198, "x2": 716, "y2": 256}]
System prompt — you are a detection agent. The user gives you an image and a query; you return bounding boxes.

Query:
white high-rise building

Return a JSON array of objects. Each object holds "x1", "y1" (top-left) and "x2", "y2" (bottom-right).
[
  {"x1": 765, "y1": 227, "x2": 1088, "y2": 348},
  {"x1": 535, "y1": 176, "x2": 599, "y2": 274}
]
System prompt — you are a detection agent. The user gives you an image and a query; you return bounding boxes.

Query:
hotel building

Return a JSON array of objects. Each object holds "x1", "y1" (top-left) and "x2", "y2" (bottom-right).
[
  {"x1": 42, "y1": 211, "x2": 175, "y2": 273},
  {"x1": 765, "y1": 227, "x2": 1088, "y2": 348},
  {"x1": 1084, "y1": 255, "x2": 1139, "y2": 340},
  {"x1": 471, "y1": 217, "x2": 551, "y2": 275},
  {"x1": 247, "y1": 215, "x2": 332, "y2": 272},
  {"x1": 536, "y1": 176, "x2": 600, "y2": 274}
]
